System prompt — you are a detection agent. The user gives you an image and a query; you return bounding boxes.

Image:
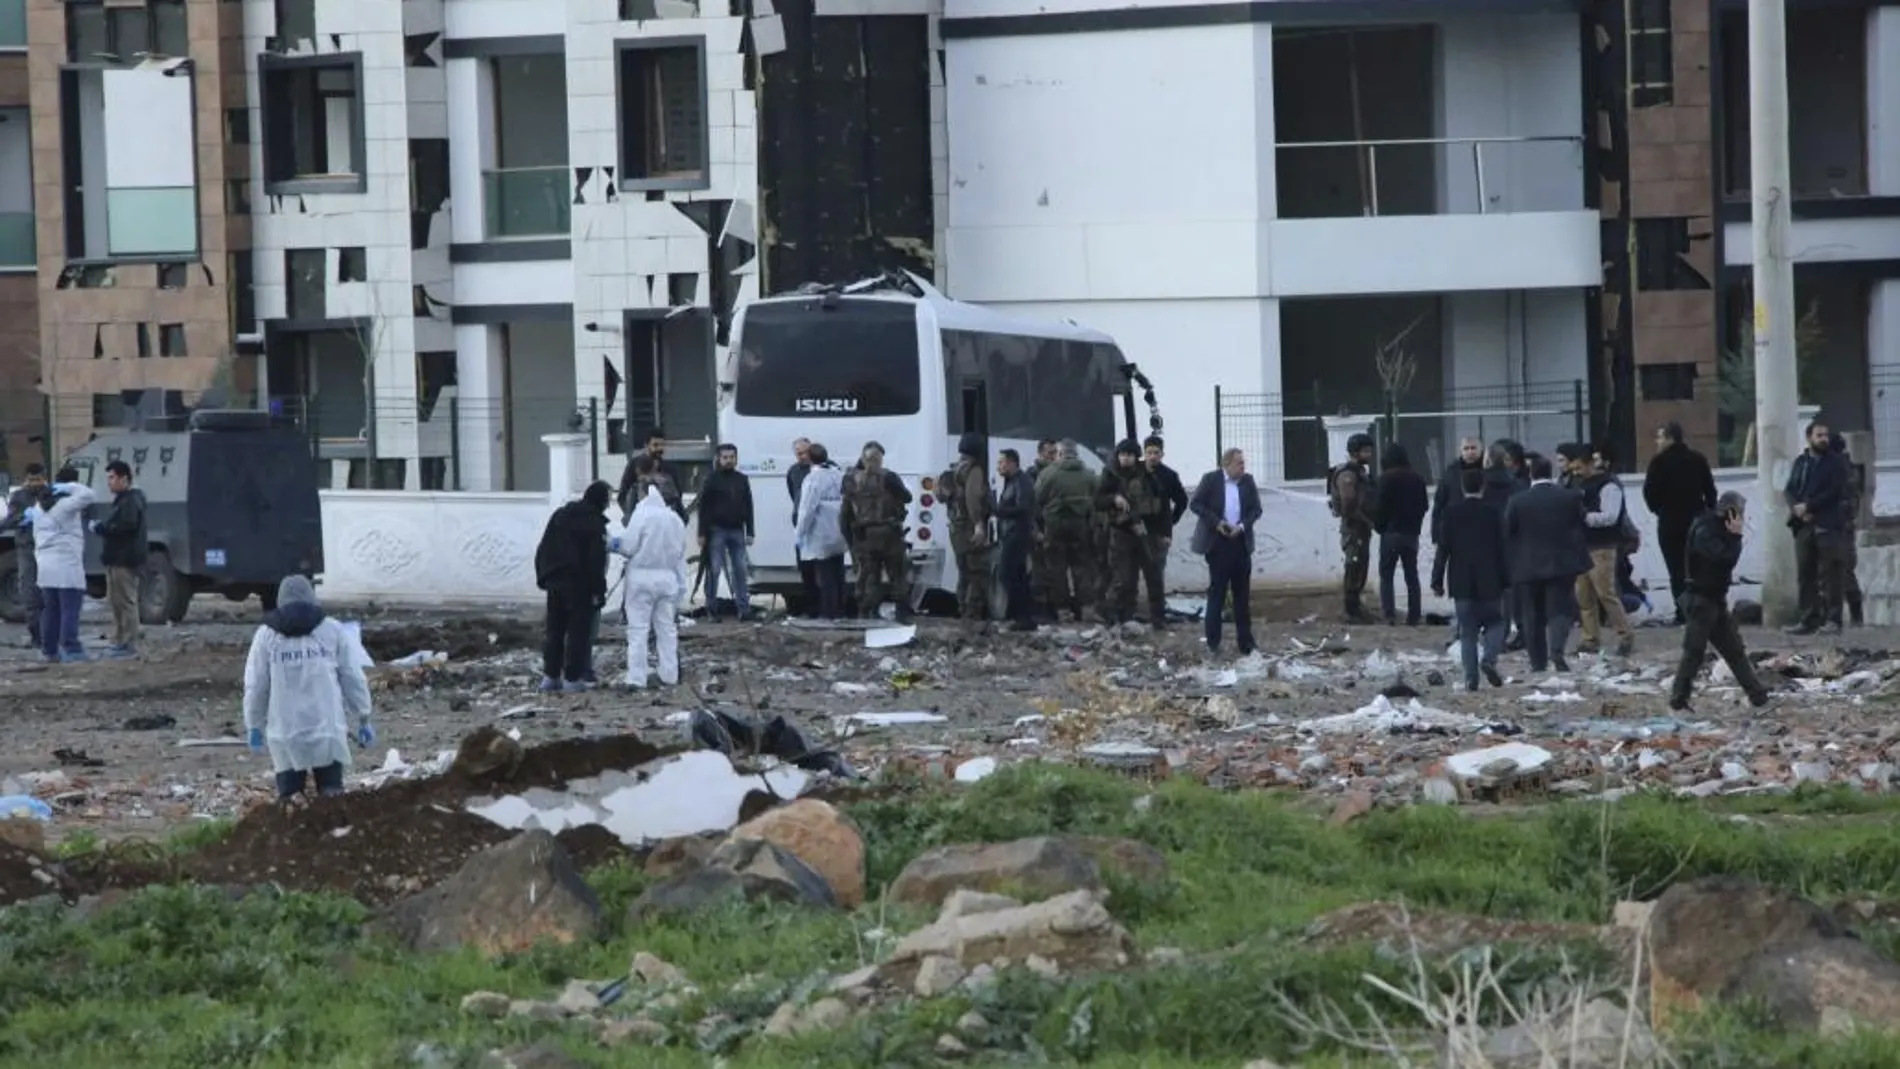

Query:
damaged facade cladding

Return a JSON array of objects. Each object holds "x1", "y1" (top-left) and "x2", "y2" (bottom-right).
[
  {"x1": 22, "y1": 0, "x2": 253, "y2": 460},
  {"x1": 754, "y1": 0, "x2": 937, "y2": 292},
  {"x1": 243, "y1": 0, "x2": 442, "y2": 490}
]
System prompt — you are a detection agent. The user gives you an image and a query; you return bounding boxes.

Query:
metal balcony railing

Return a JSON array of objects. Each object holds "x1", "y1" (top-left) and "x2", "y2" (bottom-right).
[
  {"x1": 1276, "y1": 135, "x2": 1586, "y2": 217},
  {"x1": 483, "y1": 165, "x2": 571, "y2": 239},
  {"x1": 0, "y1": 211, "x2": 33, "y2": 268}
]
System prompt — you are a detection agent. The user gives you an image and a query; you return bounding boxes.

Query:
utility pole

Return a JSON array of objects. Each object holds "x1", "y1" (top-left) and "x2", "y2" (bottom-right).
[{"x1": 1749, "y1": 0, "x2": 1801, "y2": 626}]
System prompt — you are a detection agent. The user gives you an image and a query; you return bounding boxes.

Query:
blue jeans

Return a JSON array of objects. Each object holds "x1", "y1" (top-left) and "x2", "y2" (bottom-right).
[
  {"x1": 1454, "y1": 596, "x2": 1506, "y2": 689},
  {"x1": 39, "y1": 587, "x2": 84, "y2": 661},
  {"x1": 707, "y1": 527, "x2": 750, "y2": 614}
]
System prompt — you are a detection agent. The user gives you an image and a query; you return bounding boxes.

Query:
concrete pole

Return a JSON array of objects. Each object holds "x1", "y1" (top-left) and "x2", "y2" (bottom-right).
[{"x1": 1749, "y1": 0, "x2": 1802, "y2": 626}]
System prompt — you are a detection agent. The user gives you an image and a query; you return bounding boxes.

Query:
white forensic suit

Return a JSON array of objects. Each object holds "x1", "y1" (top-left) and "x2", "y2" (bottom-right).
[
  {"x1": 612, "y1": 485, "x2": 690, "y2": 687},
  {"x1": 242, "y1": 575, "x2": 374, "y2": 776}
]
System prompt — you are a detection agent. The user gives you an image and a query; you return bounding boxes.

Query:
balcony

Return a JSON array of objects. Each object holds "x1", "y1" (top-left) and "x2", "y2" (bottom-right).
[
  {"x1": 483, "y1": 166, "x2": 571, "y2": 239},
  {"x1": 1268, "y1": 135, "x2": 1599, "y2": 297},
  {"x1": 0, "y1": 212, "x2": 30, "y2": 270}
]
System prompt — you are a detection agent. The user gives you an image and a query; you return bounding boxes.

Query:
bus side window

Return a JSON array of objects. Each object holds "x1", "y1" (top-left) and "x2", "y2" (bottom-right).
[{"x1": 960, "y1": 381, "x2": 988, "y2": 437}]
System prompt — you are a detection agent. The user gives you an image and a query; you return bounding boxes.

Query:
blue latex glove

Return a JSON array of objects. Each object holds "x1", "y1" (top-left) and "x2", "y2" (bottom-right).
[
  {"x1": 51, "y1": 482, "x2": 79, "y2": 496},
  {"x1": 356, "y1": 722, "x2": 375, "y2": 748},
  {"x1": 608, "y1": 535, "x2": 622, "y2": 554},
  {"x1": 247, "y1": 728, "x2": 263, "y2": 752}
]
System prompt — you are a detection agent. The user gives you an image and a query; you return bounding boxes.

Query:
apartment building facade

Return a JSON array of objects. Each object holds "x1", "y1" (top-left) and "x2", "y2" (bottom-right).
[
  {"x1": 1, "y1": 0, "x2": 36, "y2": 479},
  {"x1": 11, "y1": 0, "x2": 1891, "y2": 486},
  {"x1": 942, "y1": 0, "x2": 1900, "y2": 478}
]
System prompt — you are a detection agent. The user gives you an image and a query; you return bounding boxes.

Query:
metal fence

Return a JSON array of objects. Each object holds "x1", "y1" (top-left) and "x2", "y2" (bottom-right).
[{"x1": 1216, "y1": 379, "x2": 1589, "y2": 482}]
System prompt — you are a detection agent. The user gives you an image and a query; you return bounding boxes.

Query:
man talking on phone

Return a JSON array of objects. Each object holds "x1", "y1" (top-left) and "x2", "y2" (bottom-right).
[{"x1": 1668, "y1": 491, "x2": 1772, "y2": 711}]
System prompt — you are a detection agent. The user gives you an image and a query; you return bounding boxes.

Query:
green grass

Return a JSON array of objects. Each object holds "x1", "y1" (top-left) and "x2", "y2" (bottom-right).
[{"x1": 9, "y1": 767, "x2": 1900, "y2": 1067}]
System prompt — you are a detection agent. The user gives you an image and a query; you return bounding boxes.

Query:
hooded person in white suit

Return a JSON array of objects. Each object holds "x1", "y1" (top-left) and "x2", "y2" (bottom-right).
[
  {"x1": 28, "y1": 474, "x2": 96, "y2": 663},
  {"x1": 611, "y1": 484, "x2": 690, "y2": 687}
]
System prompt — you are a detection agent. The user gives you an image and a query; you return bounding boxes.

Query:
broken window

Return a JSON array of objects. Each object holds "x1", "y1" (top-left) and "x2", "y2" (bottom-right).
[
  {"x1": 286, "y1": 248, "x2": 326, "y2": 319},
  {"x1": 485, "y1": 55, "x2": 571, "y2": 238},
  {"x1": 136, "y1": 323, "x2": 151, "y2": 358},
  {"x1": 274, "y1": 0, "x2": 315, "y2": 51},
  {"x1": 159, "y1": 323, "x2": 186, "y2": 357},
  {"x1": 1638, "y1": 362, "x2": 1697, "y2": 401},
  {"x1": 59, "y1": 66, "x2": 200, "y2": 259},
  {"x1": 157, "y1": 262, "x2": 186, "y2": 288},
  {"x1": 337, "y1": 246, "x2": 366, "y2": 282},
  {"x1": 226, "y1": 107, "x2": 250, "y2": 144},
  {"x1": 260, "y1": 55, "x2": 366, "y2": 193},
  {"x1": 1634, "y1": 218, "x2": 1709, "y2": 291},
  {"x1": 65, "y1": 0, "x2": 186, "y2": 62},
  {"x1": 617, "y1": 41, "x2": 707, "y2": 189},
  {"x1": 1630, "y1": 0, "x2": 1672, "y2": 107},
  {"x1": 232, "y1": 250, "x2": 255, "y2": 330}
]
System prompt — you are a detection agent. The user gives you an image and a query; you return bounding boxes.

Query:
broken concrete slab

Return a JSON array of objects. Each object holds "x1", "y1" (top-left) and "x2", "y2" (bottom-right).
[
  {"x1": 888, "y1": 835, "x2": 1166, "y2": 907},
  {"x1": 880, "y1": 888, "x2": 1135, "y2": 989}
]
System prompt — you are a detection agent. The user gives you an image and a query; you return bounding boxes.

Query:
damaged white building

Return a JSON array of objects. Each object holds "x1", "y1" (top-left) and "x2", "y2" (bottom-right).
[{"x1": 238, "y1": 0, "x2": 944, "y2": 492}]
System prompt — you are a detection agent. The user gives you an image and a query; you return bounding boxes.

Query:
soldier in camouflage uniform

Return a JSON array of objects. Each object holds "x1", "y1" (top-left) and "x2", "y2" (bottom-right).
[
  {"x1": 1329, "y1": 432, "x2": 1378, "y2": 623},
  {"x1": 1023, "y1": 438, "x2": 1059, "y2": 621},
  {"x1": 841, "y1": 441, "x2": 913, "y2": 622},
  {"x1": 1035, "y1": 439, "x2": 1097, "y2": 621},
  {"x1": 1095, "y1": 439, "x2": 1167, "y2": 625},
  {"x1": 945, "y1": 432, "x2": 993, "y2": 631}
]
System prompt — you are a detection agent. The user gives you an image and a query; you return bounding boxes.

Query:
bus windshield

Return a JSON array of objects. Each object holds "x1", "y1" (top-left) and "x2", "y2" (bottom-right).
[{"x1": 735, "y1": 298, "x2": 921, "y2": 418}]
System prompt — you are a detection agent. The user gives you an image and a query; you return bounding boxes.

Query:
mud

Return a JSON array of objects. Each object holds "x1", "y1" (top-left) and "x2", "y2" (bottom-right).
[
  {"x1": 0, "y1": 731, "x2": 663, "y2": 908},
  {"x1": 357, "y1": 617, "x2": 544, "y2": 663}
]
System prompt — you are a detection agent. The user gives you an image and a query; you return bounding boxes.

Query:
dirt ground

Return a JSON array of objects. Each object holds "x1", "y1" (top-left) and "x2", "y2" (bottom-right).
[{"x1": 3, "y1": 590, "x2": 1898, "y2": 889}]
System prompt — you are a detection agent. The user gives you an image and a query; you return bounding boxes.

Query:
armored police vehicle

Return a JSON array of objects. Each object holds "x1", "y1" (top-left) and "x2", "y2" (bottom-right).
[{"x1": 0, "y1": 409, "x2": 324, "y2": 625}]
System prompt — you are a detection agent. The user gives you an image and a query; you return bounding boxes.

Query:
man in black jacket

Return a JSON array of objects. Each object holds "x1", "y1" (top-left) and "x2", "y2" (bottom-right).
[
  {"x1": 1783, "y1": 421, "x2": 1850, "y2": 634},
  {"x1": 93, "y1": 460, "x2": 147, "y2": 659},
  {"x1": 1504, "y1": 455, "x2": 1591, "y2": 672},
  {"x1": 0, "y1": 463, "x2": 46, "y2": 647},
  {"x1": 534, "y1": 481, "x2": 612, "y2": 693},
  {"x1": 1431, "y1": 436, "x2": 1484, "y2": 548},
  {"x1": 1141, "y1": 436, "x2": 1188, "y2": 619},
  {"x1": 1832, "y1": 434, "x2": 1864, "y2": 626},
  {"x1": 1433, "y1": 467, "x2": 1509, "y2": 690},
  {"x1": 1560, "y1": 443, "x2": 1634, "y2": 657},
  {"x1": 618, "y1": 427, "x2": 686, "y2": 520},
  {"x1": 1669, "y1": 492, "x2": 1771, "y2": 711},
  {"x1": 994, "y1": 449, "x2": 1037, "y2": 631},
  {"x1": 1374, "y1": 443, "x2": 1428, "y2": 625},
  {"x1": 697, "y1": 443, "x2": 755, "y2": 620},
  {"x1": 1642, "y1": 422, "x2": 1716, "y2": 624}
]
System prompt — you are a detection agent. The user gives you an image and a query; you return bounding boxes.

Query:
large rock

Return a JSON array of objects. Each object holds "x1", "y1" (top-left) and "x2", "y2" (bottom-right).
[
  {"x1": 1648, "y1": 876, "x2": 1900, "y2": 1033},
  {"x1": 888, "y1": 836, "x2": 1167, "y2": 908},
  {"x1": 628, "y1": 838, "x2": 835, "y2": 922},
  {"x1": 378, "y1": 830, "x2": 603, "y2": 956},
  {"x1": 1483, "y1": 998, "x2": 1658, "y2": 1068},
  {"x1": 879, "y1": 888, "x2": 1135, "y2": 989},
  {"x1": 728, "y1": 799, "x2": 866, "y2": 908}
]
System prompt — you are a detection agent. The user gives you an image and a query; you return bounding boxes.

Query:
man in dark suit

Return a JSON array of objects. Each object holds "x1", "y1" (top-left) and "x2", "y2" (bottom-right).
[
  {"x1": 1642, "y1": 421, "x2": 1717, "y2": 623},
  {"x1": 1190, "y1": 447, "x2": 1263, "y2": 656},
  {"x1": 1783, "y1": 421, "x2": 1850, "y2": 634},
  {"x1": 1504, "y1": 454, "x2": 1591, "y2": 672},
  {"x1": 1432, "y1": 467, "x2": 1509, "y2": 691}
]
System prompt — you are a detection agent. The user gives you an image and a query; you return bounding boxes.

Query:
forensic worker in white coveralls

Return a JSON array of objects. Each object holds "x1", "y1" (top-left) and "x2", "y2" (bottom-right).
[
  {"x1": 243, "y1": 575, "x2": 375, "y2": 800},
  {"x1": 611, "y1": 483, "x2": 690, "y2": 688}
]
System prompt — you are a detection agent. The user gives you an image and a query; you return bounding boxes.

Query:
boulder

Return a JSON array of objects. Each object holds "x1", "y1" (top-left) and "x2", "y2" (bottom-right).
[
  {"x1": 728, "y1": 798, "x2": 866, "y2": 908},
  {"x1": 643, "y1": 836, "x2": 717, "y2": 879},
  {"x1": 879, "y1": 888, "x2": 1135, "y2": 989},
  {"x1": 1482, "y1": 998, "x2": 1658, "y2": 1068},
  {"x1": 888, "y1": 836, "x2": 1166, "y2": 907},
  {"x1": 378, "y1": 830, "x2": 602, "y2": 957},
  {"x1": 628, "y1": 838, "x2": 835, "y2": 922},
  {"x1": 479, "y1": 1041, "x2": 586, "y2": 1069},
  {"x1": 1648, "y1": 876, "x2": 1900, "y2": 1033}
]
